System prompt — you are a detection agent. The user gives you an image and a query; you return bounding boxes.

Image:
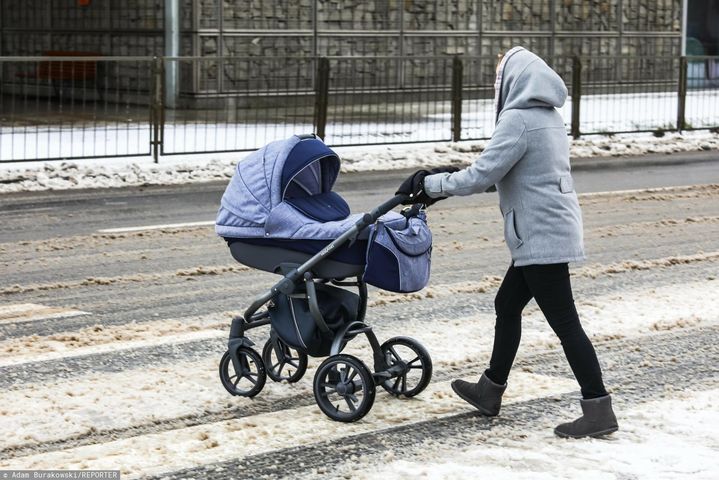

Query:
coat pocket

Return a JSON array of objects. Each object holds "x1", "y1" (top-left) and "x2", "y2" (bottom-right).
[
  {"x1": 559, "y1": 175, "x2": 574, "y2": 193},
  {"x1": 503, "y1": 209, "x2": 523, "y2": 249}
]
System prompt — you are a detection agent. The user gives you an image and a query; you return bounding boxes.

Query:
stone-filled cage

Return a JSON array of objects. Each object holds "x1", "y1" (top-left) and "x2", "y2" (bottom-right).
[{"x1": 0, "y1": 0, "x2": 683, "y2": 95}]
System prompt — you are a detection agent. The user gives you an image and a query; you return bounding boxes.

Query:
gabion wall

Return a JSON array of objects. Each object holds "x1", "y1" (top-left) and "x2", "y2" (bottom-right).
[
  {"x1": 198, "y1": 0, "x2": 680, "y2": 57},
  {"x1": 0, "y1": 0, "x2": 683, "y2": 94},
  {"x1": 0, "y1": 0, "x2": 196, "y2": 57},
  {"x1": 199, "y1": 0, "x2": 682, "y2": 92}
]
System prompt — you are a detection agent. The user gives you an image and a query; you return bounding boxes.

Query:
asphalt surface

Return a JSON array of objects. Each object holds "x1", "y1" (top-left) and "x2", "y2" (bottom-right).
[
  {"x1": 1, "y1": 151, "x2": 718, "y2": 243},
  {"x1": 0, "y1": 152, "x2": 718, "y2": 478}
]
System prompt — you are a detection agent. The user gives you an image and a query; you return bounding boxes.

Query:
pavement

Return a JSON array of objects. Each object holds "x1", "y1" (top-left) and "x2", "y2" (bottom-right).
[
  {"x1": 0, "y1": 151, "x2": 718, "y2": 478},
  {"x1": 1, "y1": 150, "x2": 718, "y2": 243},
  {"x1": 569, "y1": 149, "x2": 717, "y2": 169}
]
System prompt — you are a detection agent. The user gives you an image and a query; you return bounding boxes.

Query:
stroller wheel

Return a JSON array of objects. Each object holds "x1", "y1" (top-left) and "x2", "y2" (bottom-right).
[
  {"x1": 219, "y1": 347, "x2": 266, "y2": 398},
  {"x1": 380, "y1": 336, "x2": 433, "y2": 398},
  {"x1": 262, "y1": 338, "x2": 308, "y2": 383},
  {"x1": 313, "y1": 354, "x2": 376, "y2": 422}
]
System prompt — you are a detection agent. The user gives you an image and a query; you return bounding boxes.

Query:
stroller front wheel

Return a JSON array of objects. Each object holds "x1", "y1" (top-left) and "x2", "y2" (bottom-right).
[
  {"x1": 219, "y1": 347, "x2": 266, "y2": 398},
  {"x1": 380, "y1": 336, "x2": 433, "y2": 398},
  {"x1": 313, "y1": 354, "x2": 376, "y2": 422},
  {"x1": 262, "y1": 338, "x2": 308, "y2": 383}
]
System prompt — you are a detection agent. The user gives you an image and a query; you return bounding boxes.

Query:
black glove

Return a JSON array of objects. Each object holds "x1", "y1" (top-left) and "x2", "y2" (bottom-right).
[
  {"x1": 396, "y1": 166, "x2": 460, "y2": 206},
  {"x1": 396, "y1": 169, "x2": 429, "y2": 199}
]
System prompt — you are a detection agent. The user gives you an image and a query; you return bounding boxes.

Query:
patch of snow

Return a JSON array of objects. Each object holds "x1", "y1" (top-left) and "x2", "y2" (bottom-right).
[
  {"x1": 360, "y1": 388, "x2": 719, "y2": 480},
  {"x1": 0, "y1": 129, "x2": 717, "y2": 193},
  {"x1": 2, "y1": 89, "x2": 717, "y2": 163}
]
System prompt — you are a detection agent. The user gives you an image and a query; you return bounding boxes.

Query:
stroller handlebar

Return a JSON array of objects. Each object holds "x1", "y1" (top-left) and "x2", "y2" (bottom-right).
[{"x1": 359, "y1": 194, "x2": 410, "y2": 227}]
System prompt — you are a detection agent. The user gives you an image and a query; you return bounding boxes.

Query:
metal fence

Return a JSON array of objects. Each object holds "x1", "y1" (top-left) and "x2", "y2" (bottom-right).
[
  {"x1": 160, "y1": 56, "x2": 316, "y2": 155},
  {"x1": 0, "y1": 56, "x2": 156, "y2": 162},
  {"x1": 321, "y1": 56, "x2": 456, "y2": 146},
  {"x1": 1, "y1": 54, "x2": 718, "y2": 163}
]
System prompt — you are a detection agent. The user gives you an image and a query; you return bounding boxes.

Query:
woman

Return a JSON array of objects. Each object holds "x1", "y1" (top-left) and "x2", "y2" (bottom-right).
[{"x1": 396, "y1": 47, "x2": 618, "y2": 439}]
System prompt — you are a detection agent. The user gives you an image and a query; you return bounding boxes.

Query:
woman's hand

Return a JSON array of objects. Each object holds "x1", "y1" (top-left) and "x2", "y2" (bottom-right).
[{"x1": 396, "y1": 166, "x2": 459, "y2": 205}]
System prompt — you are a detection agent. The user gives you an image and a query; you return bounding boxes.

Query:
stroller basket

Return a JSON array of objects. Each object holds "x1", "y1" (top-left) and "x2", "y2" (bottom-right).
[{"x1": 270, "y1": 282, "x2": 359, "y2": 357}]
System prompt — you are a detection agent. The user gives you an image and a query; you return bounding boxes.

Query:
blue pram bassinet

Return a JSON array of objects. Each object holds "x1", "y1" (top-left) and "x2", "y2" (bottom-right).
[
  {"x1": 214, "y1": 134, "x2": 434, "y2": 423},
  {"x1": 216, "y1": 134, "x2": 409, "y2": 276}
]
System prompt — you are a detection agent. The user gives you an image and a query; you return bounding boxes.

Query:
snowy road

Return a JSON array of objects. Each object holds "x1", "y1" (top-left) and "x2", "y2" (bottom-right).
[{"x1": 1, "y1": 157, "x2": 718, "y2": 478}]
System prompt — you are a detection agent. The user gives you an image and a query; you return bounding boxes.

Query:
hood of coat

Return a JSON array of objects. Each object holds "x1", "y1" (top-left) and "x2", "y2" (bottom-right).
[{"x1": 496, "y1": 49, "x2": 568, "y2": 118}]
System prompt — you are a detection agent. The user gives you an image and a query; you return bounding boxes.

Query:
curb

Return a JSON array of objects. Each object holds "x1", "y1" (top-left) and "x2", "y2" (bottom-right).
[
  {"x1": 339, "y1": 150, "x2": 718, "y2": 185},
  {"x1": 569, "y1": 150, "x2": 717, "y2": 171},
  {"x1": 1, "y1": 149, "x2": 716, "y2": 197}
]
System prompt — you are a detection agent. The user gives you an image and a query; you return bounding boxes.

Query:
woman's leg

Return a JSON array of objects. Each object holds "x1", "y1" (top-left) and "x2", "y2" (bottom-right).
[
  {"x1": 485, "y1": 264, "x2": 534, "y2": 385},
  {"x1": 451, "y1": 263, "x2": 533, "y2": 415},
  {"x1": 520, "y1": 263, "x2": 608, "y2": 399}
]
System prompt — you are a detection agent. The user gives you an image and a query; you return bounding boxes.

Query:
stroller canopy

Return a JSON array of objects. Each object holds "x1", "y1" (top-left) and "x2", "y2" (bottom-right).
[
  {"x1": 216, "y1": 135, "x2": 356, "y2": 240},
  {"x1": 281, "y1": 137, "x2": 338, "y2": 198}
]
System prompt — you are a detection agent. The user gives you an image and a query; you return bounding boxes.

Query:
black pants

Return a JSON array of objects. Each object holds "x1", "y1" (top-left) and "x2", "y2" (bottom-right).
[{"x1": 486, "y1": 263, "x2": 608, "y2": 399}]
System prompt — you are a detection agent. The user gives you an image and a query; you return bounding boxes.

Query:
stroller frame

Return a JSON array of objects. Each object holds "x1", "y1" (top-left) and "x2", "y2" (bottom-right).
[{"x1": 220, "y1": 195, "x2": 433, "y2": 422}]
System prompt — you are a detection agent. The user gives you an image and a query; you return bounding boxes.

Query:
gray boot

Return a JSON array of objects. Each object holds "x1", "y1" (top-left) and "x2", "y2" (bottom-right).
[
  {"x1": 451, "y1": 372, "x2": 507, "y2": 416},
  {"x1": 554, "y1": 395, "x2": 619, "y2": 439}
]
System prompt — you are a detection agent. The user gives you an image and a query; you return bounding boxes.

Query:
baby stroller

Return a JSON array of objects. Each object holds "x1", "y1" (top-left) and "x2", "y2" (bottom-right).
[{"x1": 215, "y1": 134, "x2": 434, "y2": 422}]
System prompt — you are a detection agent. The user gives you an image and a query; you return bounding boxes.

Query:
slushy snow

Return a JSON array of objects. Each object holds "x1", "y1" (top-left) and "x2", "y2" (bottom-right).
[
  {"x1": 1, "y1": 130, "x2": 718, "y2": 193},
  {"x1": 1, "y1": 278, "x2": 717, "y2": 475}
]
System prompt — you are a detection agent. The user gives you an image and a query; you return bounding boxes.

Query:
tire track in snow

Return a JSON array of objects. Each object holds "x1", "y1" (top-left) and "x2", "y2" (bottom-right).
[
  {"x1": 0, "y1": 264, "x2": 249, "y2": 296},
  {"x1": 0, "y1": 226, "x2": 213, "y2": 253},
  {"x1": 0, "y1": 322, "x2": 226, "y2": 368},
  {"x1": 2, "y1": 247, "x2": 717, "y2": 342},
  {"x1": 3, "y1": 183, "x2": 717, "y2": 288},
  {"x1": 2, "y1": 258, "x2": 717, "y2": 388},
  {"x1": 0, "y1": 280, "x2": 489, "y2": 341},
  {"x1": 0, "y1": 392, "x2": 313, "y2": 462},
  {"x1": 2, "y1": 320, "x2": 715, "y2": 464},
  {"x1": 0, "y1": 373, "x2": 579, "y2": 476},
  {"x1": 578, "y1": 182, "x2": 719, "y2": 203},
  {"x1": 0, "y1": 361, "x2": 495, "y2": 461},
  {"x1": 0, "y1": 337, "x2": 224, "y2": 391},
  {"x1": 3, "y1": 186, "x2": 716, "y2": 308}
]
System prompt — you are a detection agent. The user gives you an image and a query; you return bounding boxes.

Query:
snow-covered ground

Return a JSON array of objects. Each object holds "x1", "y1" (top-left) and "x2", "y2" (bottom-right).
[
  {"x1": 1, "y1": 178, "x2": 718, "y2": 478},
  {"x1": 2, "y1": 274, "x2": 717, "y2": 477},
  {"x1": 1, "y1": 129, "x2": 718, "y2": 194},
  {"x1": 361, "y1": 388, "x2": 719, "y2": 480},
  {"x1": 456, "y1": 90, "x2": 719, "y2": 140},
  {"x1": 2, "y1": 85, "x2": 717, "y2": 194},
  {"x1": 2, "y1": 89, "x2": 718, "y2": 162},
  {"x1": 1, "y1": 279, "x2": 717, "y2": 476}
]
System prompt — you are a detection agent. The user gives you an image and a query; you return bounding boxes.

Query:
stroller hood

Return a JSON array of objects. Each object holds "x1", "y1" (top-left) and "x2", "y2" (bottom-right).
[{"x1": 216, "y1": 135, "x2": 343, "y2": 239}]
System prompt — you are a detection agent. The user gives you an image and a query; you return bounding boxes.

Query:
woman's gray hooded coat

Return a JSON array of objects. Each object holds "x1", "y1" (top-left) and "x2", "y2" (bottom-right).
[{"x1": 423, "y1": 48, "x2": 585, "y2": 267}]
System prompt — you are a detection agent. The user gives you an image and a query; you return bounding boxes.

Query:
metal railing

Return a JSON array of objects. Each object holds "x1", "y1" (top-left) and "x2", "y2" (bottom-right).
[
  {"x1": 1, "y1": 54, "x2": 718, "y2": 163},
  {"x1": 0, "y1": 56, "x2": 155, "y2": 162},
  {"x1": 160, "y1": 56, "x2": 316, "y2": 156},
  {"x1": 321, "y1": 56, "x2": 456, "y2": 146}
]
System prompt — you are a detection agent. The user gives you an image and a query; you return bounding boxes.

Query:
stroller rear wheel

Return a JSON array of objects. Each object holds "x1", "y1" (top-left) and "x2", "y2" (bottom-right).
[
  {"x1": 219, "y1": 347, "x2": 266, "y2": 398},
  {"x1": 262, "y1": 338, "x2": 308, "y2": 383},
  {"x1": 313, "y1": 354, "x2": 376, "y2": 422},
  {"x1": 380, "y1": 336, "x2": 433, "y2": 398}
]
